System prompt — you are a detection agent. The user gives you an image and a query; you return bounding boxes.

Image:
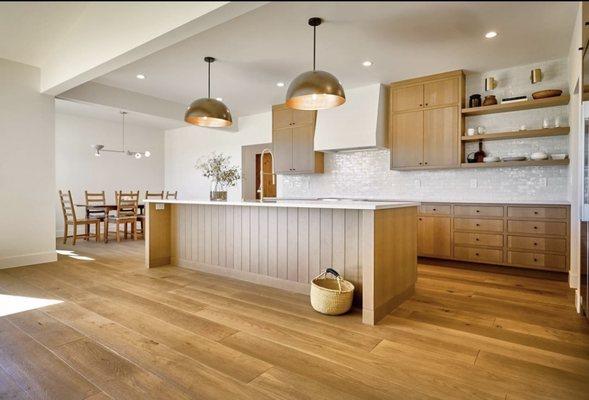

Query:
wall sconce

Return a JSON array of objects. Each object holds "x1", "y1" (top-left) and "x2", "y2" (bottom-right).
[
  {"x1": 484, "y1": 77, "x2": 497, "y2": 91},
  {"x1": 530, "y1": 68, "x2": 542, "y2": 84}
]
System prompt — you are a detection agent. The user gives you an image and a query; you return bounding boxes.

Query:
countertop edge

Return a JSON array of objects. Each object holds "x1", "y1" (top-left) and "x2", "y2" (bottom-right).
[{"x1": 144, "y1": 199, "x2": 421, "y2": 210}]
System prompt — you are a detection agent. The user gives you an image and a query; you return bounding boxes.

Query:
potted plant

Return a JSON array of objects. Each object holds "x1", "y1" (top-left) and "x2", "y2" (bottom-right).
[{"x1": 196, "y1": 153, "x2": 240, "y2": 201}]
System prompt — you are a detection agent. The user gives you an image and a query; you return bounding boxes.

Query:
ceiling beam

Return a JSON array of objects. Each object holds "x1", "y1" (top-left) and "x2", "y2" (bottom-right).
[{"x1": 41, "y1": 2, "x2": 267, "y2": 95}]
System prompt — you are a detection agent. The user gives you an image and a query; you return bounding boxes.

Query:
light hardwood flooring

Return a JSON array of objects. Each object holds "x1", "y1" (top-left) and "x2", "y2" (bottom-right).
[{"x1": 0, "y1": 240, "x2": 588, "y2": 399}]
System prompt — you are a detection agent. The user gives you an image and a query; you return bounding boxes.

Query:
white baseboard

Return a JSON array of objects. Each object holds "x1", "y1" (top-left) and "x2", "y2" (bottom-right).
[{"x1": 0, "y1": 251, "x2": 57, "y2": 269}]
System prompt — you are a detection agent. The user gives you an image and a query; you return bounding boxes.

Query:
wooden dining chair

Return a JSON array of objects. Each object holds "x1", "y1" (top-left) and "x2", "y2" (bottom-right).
[
  {"x1": 145, "y1": 190, "x2": 164, "y2": 200},
  {"x1": 137, "y1": 191, "x2": 162, "y2": 237},
  {"x1": 166, "y1": 191, "x2": 178, "y2": 199},
  {"x1": 84, "y1": 190, "x2": 106, "y2": 240},
  {"x1": 59, "y1": 190, "x2": 100, "y2": 245},
  {"x1": 105, "y1": 191, "x2": 138, "y2": 243}
]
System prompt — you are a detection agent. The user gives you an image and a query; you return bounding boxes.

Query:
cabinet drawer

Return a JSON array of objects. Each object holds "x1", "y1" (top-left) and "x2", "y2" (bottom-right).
[
  {"x1": 507, "y1": 220, "x2": 567, "y2": 236},
  {"x1": 454, "y1": 218, "x2": 504, "y2": 233},
  {"x1": 454, "y1": 232, "x2": 503, "y2": 248},
  {"x1": 507, "y1": 251, "x2": 567, "y2": 271},
  {"x1": 454, "y1": 246, "x2": 503, "y2": 264},
  {"x1": 507, "y1": 236, "x2": 567, "y2": 253},
  {"x1": 507, "y1": 206, "x2": 568, "y2": 220},
  {"x1": 454, "y1": 205, "x2": 504, "y2": 217},
  {"x1": 419, "y1": 204, "x2": 451, "y2": 215}
]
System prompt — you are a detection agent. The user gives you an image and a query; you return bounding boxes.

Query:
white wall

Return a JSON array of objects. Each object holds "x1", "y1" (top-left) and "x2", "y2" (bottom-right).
[
  {"x1": 55, "y1": 112, "x2": 165, "y2": 237},
  {"x1": 165, "y1": 112, "x2": 271, "y2": 201},
  {"x1": 0, "y1": 58, "x2": 56, "y2": 268}
]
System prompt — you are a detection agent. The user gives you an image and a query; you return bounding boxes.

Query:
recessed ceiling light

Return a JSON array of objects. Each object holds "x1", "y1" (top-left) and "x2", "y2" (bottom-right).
[
  {"x1": 362, "y1": 61, "x2": 373, "y2": 67},
  {"x1": 216, "y1": 97, "x2": 223, "y2": 101},
  {"x1": 485, "y1": 31, "x2": 497, "y2": 39},
  {"x1": 136, "y1": 74, "x2": 146, "y2": 79},
  {"x1": 276, "y1": 82, "x2": 285, "y2": 87}
]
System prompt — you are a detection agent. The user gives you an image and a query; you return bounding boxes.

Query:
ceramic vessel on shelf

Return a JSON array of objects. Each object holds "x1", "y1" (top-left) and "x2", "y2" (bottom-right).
[
  {"x1": 550, "y1": 153, "x2": 568, "y2": 160},
  {"x1": 477, "y1": 126, "x2": 486, "y2": 134},
  {"x1": 530, "y1": 152, "x2": 548, "y2": 161},
  {"x1": 483, "y1": 95, "x2": 497, "y2": 106},
  {"x1": 469, "y1": 94, "x2": 482, "y2": 108},
  {"x1": 483, "y1": 156, "x2": 500, "y2": 163},
  {"x1": 467, "y1": 128, "x2": 475, "y2": 136},
  {"x1": 501, "y1": 156, "x2": 527, "y2": 162},
  {"x1": 531, "y1": 89, "x2": 562, "y2": 99}
]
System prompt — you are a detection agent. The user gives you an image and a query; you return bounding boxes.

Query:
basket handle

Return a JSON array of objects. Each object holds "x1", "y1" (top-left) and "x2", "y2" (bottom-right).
[
  {"x1": 321, "y1": 268, "x2": 342, "y2": 293},
  {"x1": 325, "y1": 268, "x2": 340, "y2": 278}
]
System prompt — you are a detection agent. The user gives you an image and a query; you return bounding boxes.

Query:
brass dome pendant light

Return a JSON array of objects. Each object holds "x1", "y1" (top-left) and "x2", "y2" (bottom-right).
[
  {"x1": 184, "y1": 56, "x2": 232, "y2": 127},
  {"x1": 286, "y1": 17, "x2": 345, "y2": 110}
]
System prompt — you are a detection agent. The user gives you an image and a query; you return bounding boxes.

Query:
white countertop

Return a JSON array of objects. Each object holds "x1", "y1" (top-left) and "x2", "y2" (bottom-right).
[
  {"x1": 298, "y1": 197, "x2": 571, "y2": 206},
  {"x1": 144, "y1": 199, "x2": 420, "y2": 210}
]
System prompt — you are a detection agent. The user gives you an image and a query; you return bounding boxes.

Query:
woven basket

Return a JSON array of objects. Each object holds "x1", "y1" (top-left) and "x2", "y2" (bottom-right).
[{"x1": 310, "y1": 268, "x2": 355, "y2": 315}]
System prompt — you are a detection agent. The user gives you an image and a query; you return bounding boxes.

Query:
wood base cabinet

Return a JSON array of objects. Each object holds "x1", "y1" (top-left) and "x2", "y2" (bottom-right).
[{"x1": 418, "y1": 203, "x2": 570, "y2": 272}]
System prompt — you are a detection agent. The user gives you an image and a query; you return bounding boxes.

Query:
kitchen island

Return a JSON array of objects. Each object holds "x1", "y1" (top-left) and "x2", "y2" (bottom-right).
[{"x1": 144, "y1": 199, "x2": 419, "y2": 324}]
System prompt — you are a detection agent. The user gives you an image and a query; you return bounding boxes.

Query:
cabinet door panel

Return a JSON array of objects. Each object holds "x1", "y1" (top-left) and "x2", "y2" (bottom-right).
[
  {"x1": 292, "y1": 109, "x2": 315, "y2": 126},
  {"x1": 392, "y1": 85, "x2": 423, "y2": 112},
  {"x1": 418, "y1": 216, "x2": 451, "y2": 257},
  {"x1": 391, "y1": 111, "x2": 423, "y2": 168},
  {"x1": 292, "y1": 125, "x2": 316, "y2": 173},
  {"x1": 273, "y1": 108, "x2": 292, "y2": 130},
  {"x1": 424, "y1": 77, "x2": 459, "y2": 107},
  {"x1": 273, "y1": 129, "x2": 293, "y2": 173},
  {"x1": 423, "y1": 106, "x2": 458, "y2": 167}
]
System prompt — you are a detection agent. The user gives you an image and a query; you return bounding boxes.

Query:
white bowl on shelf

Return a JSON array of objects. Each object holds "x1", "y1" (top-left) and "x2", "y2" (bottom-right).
[
  {"x1": 483, "y1": 156, "x2": 500, "y2": 163},
  {"x1": 530, "y1": 152, "x2": 548, "y2": 161},
  {"x1": 550, "y1": 153, "x2": 568, "y2": 160}
]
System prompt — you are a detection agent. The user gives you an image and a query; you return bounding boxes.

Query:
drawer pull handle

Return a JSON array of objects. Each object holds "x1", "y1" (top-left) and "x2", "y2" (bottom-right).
[
  {"x1": 432, "y1": 208, "x2": 437, "y2": 211},
  {"x1": 475, "y1": 238, "x2": 479, "y2": 241},
  {"x1": 534, "y1": 211, "x2": 539, "y2": 215},
  {"x1": 533, "y1": 226, "x2": 538, "y2": 230},
  {"x1": 476, "y1": 210, "x2": 480, "y2": 213},
  {"x1": 475, "y1": 253, "x2": 480, "y2": 256},
  {"x1": 534, "y1": 258, "x2": 538, "y2": 262},
  {"x1": 476, "y1": 223, "x2": 480, "y2": 227},
  {"x1": 418, "y1": 218, "x2": 422, "y2": 221},
  {"x1": 533, "y1": 242, "x2": 538, "y2": 246}
]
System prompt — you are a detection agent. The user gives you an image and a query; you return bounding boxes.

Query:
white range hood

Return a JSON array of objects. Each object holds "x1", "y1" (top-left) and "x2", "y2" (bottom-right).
[{"x1": 314, "y1": 83, "x2": 388, "y2": 152}]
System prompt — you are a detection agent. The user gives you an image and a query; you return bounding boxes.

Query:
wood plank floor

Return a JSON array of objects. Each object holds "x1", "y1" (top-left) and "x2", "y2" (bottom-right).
[{"x1": 0, "y1": 240, "x2": 588, "y2": 400}]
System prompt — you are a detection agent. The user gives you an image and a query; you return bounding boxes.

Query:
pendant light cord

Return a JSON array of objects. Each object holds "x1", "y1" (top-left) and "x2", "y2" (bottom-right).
[
  {"x1": 121, "y1": 111, "x2": 126, "y2": 152},
  {"x1": 313, "y1": 25, "x2": 316, "y2": 71},
  {"x1": 208, "y1": 60, "x2": 211, "y2": 99}
]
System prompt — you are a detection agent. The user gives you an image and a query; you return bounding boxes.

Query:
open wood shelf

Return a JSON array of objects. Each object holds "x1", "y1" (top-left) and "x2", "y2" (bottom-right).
[
  {"x1": 460, "y1": 159, "x2": 569, "y2": 169},
  {"x1": 461, "y1": 95, "x2": 570, "y2": 116},
  {"x1": 461, "y1": 127, "x2": 569, "y2": 142}
]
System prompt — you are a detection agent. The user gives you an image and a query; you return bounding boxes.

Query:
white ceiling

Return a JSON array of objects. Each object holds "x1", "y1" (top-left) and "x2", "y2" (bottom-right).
[
  {"x1": 55, "y1": 99, "x2": 184, "y2": 130},
  {"x1": 0, "y1": 2, "x2": 88, "y2": 67},
  {"x1": 93, "y1": 1, "x2": 578, "y2": 119}
]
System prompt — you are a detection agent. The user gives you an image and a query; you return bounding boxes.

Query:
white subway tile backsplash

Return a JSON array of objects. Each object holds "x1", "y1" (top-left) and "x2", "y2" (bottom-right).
[
  {"x1": 279, "y1": 58, "x2": 570, "y2": 203},
  {"x1": 278, "y1": 149, "x2": 568, "y2": 202}
]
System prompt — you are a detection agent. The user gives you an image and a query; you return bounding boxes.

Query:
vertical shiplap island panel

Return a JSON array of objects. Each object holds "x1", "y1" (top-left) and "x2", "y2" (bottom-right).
[{"x1": 170, "y1": 203, "x2": 364, "y2": 293}]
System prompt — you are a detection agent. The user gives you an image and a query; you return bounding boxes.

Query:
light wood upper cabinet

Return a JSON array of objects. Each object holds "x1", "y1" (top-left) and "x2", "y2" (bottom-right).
[
  {"x1": 389, "y1": 70, "x2": 464, "y2": 170},
  {"x1": 418, "y1": 216, "x2": 451, "y2": 257},
  {"x1": 273, "y1": 108, "x2": 292, "y2": 130},
  {"x1": 273, "y1": 128, "x2": 293, "y2": 173},
  {"x1": 292, "y1": 109, "x2": 315, "y2": 126},
  {"x1": 424, "y1": 77, "x2": 459, "y2": 107},
  {"x1": 391, "y1": 84, "x2": 423, "y2": 112},
  {"x1": 423, "y1": 106, "x2": 458, "y2": 167},
  {"x1": 391, "y1": 111, "x2": 423, "y2": 168},
  {"x1": 272, "y1": 104, "x2": 324, "y2": 174}
]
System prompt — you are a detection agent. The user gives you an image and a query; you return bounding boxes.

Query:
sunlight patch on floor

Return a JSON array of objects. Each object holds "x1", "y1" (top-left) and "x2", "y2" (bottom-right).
[
  {"x1": 56, "y1": 249, "x2": 95, "y2": 261},
  {"x1": 0, "y1": 294, "x2": 63, "y2": 317}
]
